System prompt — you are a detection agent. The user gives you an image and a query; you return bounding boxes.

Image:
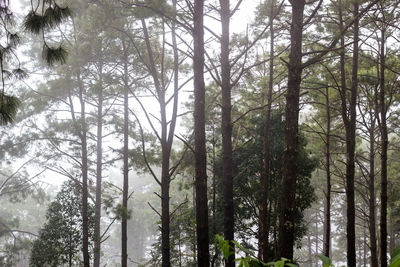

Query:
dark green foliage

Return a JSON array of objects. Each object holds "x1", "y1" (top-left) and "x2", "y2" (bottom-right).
[
  {"x1": 215, "y1": 234, "x2": 298, "y2": 267},
  {"x1": 23, "y1": 2, "x2": 71, "y2": 66},
  {"x1": 44, "y1": 4, "x2": 72, "y2": 27},
  {"x1": 214, "y1": 110, "x2": 316, "y2": 259},
  {"x1": 23, "y1": 11, "x2": 46, "y2": 34},
  {"x1": 29, "y1": 181, "x2": 95, "y2": 267},
  {"x1": 0, "y1": 94, "x2": 20, "y2": 125},
  {"x1": 24, "y1": 6, "x2": 71, "y2": 33},
  {"x1": 42, "y1": 45, "x2": 68, "y2": 66}
]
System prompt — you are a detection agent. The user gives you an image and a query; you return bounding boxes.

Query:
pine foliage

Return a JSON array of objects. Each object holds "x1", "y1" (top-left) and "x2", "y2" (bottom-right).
[{"x1": 0, "y1": 94, "x2": 20, "y2": 126}]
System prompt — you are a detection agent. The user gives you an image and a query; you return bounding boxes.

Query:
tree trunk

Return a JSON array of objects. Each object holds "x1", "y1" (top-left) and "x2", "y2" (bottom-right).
[
  {"x1": 261, "y1": 1, "x2": 275, "y2": 261},
  {"x1": 78, "y1": 71, "x2": 90, "y2": 267},
  {"x1": 323, "y1": 86, "x2": 331, "y2": 258},
  {"x1": 337, "y1": 0, "x2": 358, "y2": 265},
  {"x1": 278, "y1": 0, "x2": 305, "y2": 260},
  {"x1": 315, "y1": 220, "x2": 319, "y2": 255},
  {"x1": 211, "y1": 122, "x2": 218, "y2": 267},
  {"x1": 93, "y1": 61, "x2": 103, "y2": 267},
  {"x1": 121, "y1": 38, "x2": 129, "y2": 267},
  {"x1": 307, "y1": 234, "x2": 312, "y2": 267},
  {"x1": 379, "y1": 25, "x2": 388, "y2": 267},
  {"x1": 369, "y1": 100, "x2": 378, "y2": 267},
  {"x1": 220, "y1": 0, "x2": 235, "y2": 266},
  {"x1": 193, "y1": 1, "x2": 210, "y2": 265},
  {"x1": 345, "y1": 3, "x2": 358, "y2": 266},
  {"x1": 389, "y1": 212, "x2": 395, "y2": 254},
  {"x1": 141, "y1": 18, "x2": 171, "y2": 267}
]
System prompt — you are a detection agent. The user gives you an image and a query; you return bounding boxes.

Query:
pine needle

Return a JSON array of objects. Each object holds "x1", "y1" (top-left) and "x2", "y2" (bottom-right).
[
  {"x1": 0, "y1": 94, "x2": 20, "y2": 126},
  {"x1": 42, "y1": 45, "x2": 68, "y2": 66}
]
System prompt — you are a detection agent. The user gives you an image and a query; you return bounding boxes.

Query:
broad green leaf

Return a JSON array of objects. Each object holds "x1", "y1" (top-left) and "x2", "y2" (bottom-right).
[{"x1": 317, "y1": 254, "x2": 333, "y2": 267}]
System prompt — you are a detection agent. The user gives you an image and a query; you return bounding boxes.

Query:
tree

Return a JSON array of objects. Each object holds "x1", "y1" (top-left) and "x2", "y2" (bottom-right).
[
  {"x1": 278, "y1": 1, "x2": 306, "y2": 259},
  {"x1": 219, "y1": 0, "x2": 235, "y2": 265},
  {"x1": 193, "y1": 0, "x2": 210, "y2": 266},
  {"x1": 29, "y1": 181, "x2": 95, "y2": 267},
  {"x1": 0, "y1": 1, "x2": 70, "y2": 125}
]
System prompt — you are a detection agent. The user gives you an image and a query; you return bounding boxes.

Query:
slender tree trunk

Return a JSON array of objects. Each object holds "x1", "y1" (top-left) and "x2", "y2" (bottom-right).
[
  {"x1": 369, "y1": 110, "x2": 378, "y2": 267},
  {"x1": 345, "y1": 3, "x2": 358, "y2": 266},
  {"x1": 211, "y1": 122, "x2": 218, "y2": 267},
  {"x1": 121, "y1": 38, "x2": 129, "y2": 267},
  {"x1": 93, "y1": 62, "x2": 103, "y2": 267},
  {"x1": 307, "y1": 234, "x2": 312, "y2": 267},
  {"x1": 315, "y1": 220, "x2": 319, "y2": 254},
  {"x1": 261, "y1": 1, "x2": 274, "y2": 261},
  {"x1": 193, "y1": 0, "x2": 210, "y2": 265},
  {"x1": 278, "y1": 0, "x2": 305, "y2": 260},
  {"x1": 323, "y1": 86, "x2": 331, "y2": 258},
  {"x1": 389, "y1": 212, "x2": 395, "y2": 254},
  {"x1": 338, "y1": 1, "x2": 358, "y2": 265},
  {"x1": 220, "y1": 0, "x2": 235, "y2": 266},
  {"x1": 364, "y1": 223, "x2": 367, "y2": 267},
  {"x1": 78, "y1": 71, "x2": 90, "y2": 267},
  {"x1": 379, "y1": 25, "x2": 388, "y2": 267},
  {"x1": 141, "y1": 18, "x2": 172, "y2": 267}
]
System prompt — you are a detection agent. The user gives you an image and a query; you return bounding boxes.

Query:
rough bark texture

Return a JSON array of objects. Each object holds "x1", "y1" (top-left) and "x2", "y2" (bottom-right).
[
  {"x1": 323, "y1": 87, "x2": 331, "y2": 258},
  {"x1": 193, "y1": 0, "x2": 210, "y2": 266},
  {"x1": 121, "y1": 39, "x2": 129, "y2": 267},
  {"x1": 277, "y1": 0, "x2": 304, "y2": 260},
  {"x1": 261, "y1": 2, "x2": 275, "y2": 262},
  {"x1": 78, "y1": 71, "x2": 90, "y2": 267},
  {"x1": 93, "y1": 62, "x2": 103, "y2": 267},
  {"x1": 379, "y1": 25, "x2": 388, "y2": 267},
  {"x1": 220, "y1": 0, "x2": 235, "y2": 266}
]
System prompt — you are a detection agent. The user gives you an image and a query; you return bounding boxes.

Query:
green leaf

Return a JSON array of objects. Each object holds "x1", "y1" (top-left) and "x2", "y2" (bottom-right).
[
  {"x1": 391, "y1": 245, "x2": 400, "y2": 261},
  {"x1": 391, "y1": 254, "x2": 400, "y2": 267},
  {"x1": 317, "y1": 254, "x2": 333, "y2": 267},
  {"x1": 274, "y1": 260, "x2": 285, "y2": 267}
]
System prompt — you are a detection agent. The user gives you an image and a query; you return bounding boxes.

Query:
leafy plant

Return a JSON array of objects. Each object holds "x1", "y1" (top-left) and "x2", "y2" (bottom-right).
[
  {"x1": 390, "y1": 245, "x2": 400, "y2": 267},
  {"x1": 215, "y1": 234, "x2": 297, "y2": 267}
]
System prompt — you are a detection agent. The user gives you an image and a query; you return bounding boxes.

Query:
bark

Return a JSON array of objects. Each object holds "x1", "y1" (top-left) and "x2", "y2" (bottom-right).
[
  {"x1": 78, "y1": 71, "x2": 90, "y2": 267},
  {"x1": 379, "y1": 25, "x2": 388, "y2": 267},
  {"x1": 337, "y1": 1, "x2": 357, "y2": 265},
  {"x1": 121, "y1": 38, "x2": 129, "y2": 267},
  {"x1": 220, "y1": 0, "x2": 234, "y2": 266},
  {"x1": 261, "y1": 1, "x2": 274, "y2": 262},
  {"x1": 368, "y1": 115, "x2": 378, "y2": 267},
  {"x1": 323, "y1": 87, "x2": 331, "y2": 258},
  {"x1": 277, "y1": 0, "x2": 305, "y2": 260},
  {"x1": 93, "y1": 61, "x2": 103, "y2": 267},
  {"x1": 344, "y1": 3, "x2": 358, "y2": 266},
  {"x1": 193, "y1": 0, "x2": 210, "y2": 266}
]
